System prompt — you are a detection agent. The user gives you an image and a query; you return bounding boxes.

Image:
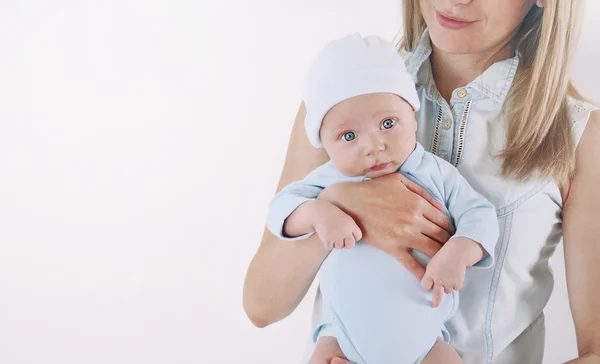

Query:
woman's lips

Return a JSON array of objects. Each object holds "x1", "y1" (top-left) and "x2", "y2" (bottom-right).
[{"x1": 436, "y1": 11, "x2": 475, "y2": 30}]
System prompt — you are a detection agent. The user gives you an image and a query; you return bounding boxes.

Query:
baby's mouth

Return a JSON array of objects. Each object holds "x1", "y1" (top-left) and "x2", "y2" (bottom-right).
[{"x1": 369, "y1": 162, "x2": 390, "y2": 172}]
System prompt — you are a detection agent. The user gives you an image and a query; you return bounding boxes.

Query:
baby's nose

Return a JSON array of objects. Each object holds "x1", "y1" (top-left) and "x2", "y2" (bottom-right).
[{"x1": 365, "y1": 135, "x2": 386, "y2": 156}]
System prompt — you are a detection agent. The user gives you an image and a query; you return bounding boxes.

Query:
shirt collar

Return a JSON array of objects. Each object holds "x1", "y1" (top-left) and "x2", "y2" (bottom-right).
[
  {"x1": 404, "y1": 28, "x2": 520, "y2": 104},
  {"x1": 399, "y1": 142, "x2": 425, "y2": 174}
]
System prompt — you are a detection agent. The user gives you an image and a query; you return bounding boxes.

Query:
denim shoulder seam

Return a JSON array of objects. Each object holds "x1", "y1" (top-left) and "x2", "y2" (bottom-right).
[{"x1": 496, "y1": 180, "x2": 552, "y2": 216}]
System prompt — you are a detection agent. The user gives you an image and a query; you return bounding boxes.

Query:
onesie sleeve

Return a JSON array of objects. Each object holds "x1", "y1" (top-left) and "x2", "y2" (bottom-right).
[
  {"x1": 435, "y1": 158, "x2": 499, "y2": 268},
  {"x1": 266, "y1": 162, "x2": 355, "y2": 241}
]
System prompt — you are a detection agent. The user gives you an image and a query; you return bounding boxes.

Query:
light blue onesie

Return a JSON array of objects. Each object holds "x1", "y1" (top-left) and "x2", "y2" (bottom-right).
[{"x1": 267, "y1": 142, "x2": 499, "y2": 364}]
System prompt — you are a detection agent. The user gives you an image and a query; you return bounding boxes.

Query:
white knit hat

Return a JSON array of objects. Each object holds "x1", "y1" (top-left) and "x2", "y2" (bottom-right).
[{"x1": 302, "y1": 33, "x2": 420, "y2": 147}]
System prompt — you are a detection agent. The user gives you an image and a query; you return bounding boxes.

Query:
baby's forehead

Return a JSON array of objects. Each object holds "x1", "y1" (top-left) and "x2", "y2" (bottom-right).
[
  {"x1": 323, "y1": 105, "x2": 397, "y2": 131},
  {"x1": 321, "y1": 115, "x2": 356, "y2": 134}
]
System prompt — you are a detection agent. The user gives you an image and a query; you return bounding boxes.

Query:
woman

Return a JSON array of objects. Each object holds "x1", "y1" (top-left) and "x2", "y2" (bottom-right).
[{"x1": 244, "y1": 0, "x2": 600, "y2": 363}]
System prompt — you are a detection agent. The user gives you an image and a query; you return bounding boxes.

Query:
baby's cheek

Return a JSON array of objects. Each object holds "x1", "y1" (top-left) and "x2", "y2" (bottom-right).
[
  {"x1": 392, "y1": 134, "x2": 416, "y2": 157},
  {"x1": 339, "y1": 159, "x2": 362, "y2": 176},
  {"x1": 331, "y1": 150, "x2": 363, "y2": 176}
]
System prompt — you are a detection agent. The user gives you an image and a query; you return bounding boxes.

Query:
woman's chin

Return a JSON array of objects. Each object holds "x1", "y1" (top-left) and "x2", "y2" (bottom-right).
[{"x1": 429, "y1": 28, "x2": 483, "y2": 55}]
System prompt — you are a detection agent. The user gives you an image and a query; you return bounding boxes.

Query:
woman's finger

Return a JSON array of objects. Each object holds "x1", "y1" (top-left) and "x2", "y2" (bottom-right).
[
  {"x1": 398, "y1": 174, "x2": 446, "y2": 212},
  {"x1": 413, "y1": 234, "x2": 443, "y2": 257},
  {"x1": 392, "y1": 248, "x2": 426, "y2": 280},
  {"x1": 422, "y1": 202, "x2": 455, "y2": 235},
  {"x1": 420, "y1": 218, "x2": 452, "y2": 245}
]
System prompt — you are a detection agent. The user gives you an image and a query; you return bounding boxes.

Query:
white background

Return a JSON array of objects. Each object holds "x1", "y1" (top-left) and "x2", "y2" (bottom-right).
[{"x1": 0, "y1": 1, "x2": 598, "y2": 363}]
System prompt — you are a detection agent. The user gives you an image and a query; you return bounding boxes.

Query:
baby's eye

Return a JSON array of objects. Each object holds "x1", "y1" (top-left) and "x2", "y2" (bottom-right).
[
  {"x1": 342, "y1": 131, "x2": 356, "y2": 142},
  {"x1": 381, "y1": 119, "x2": 395, "y2": 129}
]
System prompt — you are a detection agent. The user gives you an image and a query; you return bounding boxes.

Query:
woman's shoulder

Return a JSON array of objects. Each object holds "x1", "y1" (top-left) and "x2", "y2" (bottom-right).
[
  {"x1": 568, "y1": 96, "x2": 600, "y2": 147},
  {"x1": 567, "y1": 97, "x2": 598, "y2": 123}
]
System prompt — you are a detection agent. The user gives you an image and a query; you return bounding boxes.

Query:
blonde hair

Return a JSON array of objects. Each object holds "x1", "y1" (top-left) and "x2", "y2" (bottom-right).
[{"x1": 400, "y1": 0, "x2": 587, "y2": 186}]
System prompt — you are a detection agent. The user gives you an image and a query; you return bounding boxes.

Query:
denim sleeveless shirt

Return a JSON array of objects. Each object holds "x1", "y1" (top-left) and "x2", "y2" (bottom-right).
[{"x1": 303, "y1": 29, "x2": 598, "y2": 364}]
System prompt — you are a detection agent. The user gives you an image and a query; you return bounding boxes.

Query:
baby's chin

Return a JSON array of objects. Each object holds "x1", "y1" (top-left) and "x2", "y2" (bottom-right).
[
  {"x1": 333, "y1": 160, "x2": 400, "y2": 178},
  {"x1": 363, "y1": 163, "x2": 400, "y2": 179},
  {"x1": 364, "y1": 170, "x2": 395, "y2": 179}
]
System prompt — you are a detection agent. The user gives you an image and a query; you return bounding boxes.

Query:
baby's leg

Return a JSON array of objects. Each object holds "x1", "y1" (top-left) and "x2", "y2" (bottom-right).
[
  {"x1": 318, "y1": 244, "x2": 456, "y2": 364},
  {"x1": 421, "y1": 337, "x2": 462, "y2": 364},
  {"x1": 308, "y1": 336, "x2": 350, "y2": 364},
  {"x1": 309, "y1": 336, "x2": 459, "y2": 364}
]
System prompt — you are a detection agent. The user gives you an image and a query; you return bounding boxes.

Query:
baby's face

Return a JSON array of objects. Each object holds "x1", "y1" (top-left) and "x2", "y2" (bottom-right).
[{"x1": 320, "y1": 93, "x2": 417, "y2": 178}]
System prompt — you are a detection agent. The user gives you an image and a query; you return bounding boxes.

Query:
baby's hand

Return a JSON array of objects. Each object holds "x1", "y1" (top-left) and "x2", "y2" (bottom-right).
[
  {"x1": 312, "y1": 201, "x2": 362, "y2": 250},
  {"x1": 420, "y1": 237, "x2": 480, "y2": 307}
]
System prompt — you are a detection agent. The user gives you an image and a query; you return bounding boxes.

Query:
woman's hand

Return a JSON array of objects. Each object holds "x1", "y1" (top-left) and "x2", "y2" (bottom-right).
[{"x1": 318, "y1": 173, "x2": 455, "y2": 280}]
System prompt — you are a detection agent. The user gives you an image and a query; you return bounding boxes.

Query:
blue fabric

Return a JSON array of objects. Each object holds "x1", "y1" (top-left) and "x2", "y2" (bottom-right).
[
  {"x1": 266, "y1": 142, "x2": 499, "y2": 363},
  {"x1": 267, "y1": 142, "x2": 498, "y2": 266}
]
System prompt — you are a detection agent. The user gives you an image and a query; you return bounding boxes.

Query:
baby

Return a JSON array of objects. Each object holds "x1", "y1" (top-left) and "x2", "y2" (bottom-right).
[{"x1": 266, "y1": 34, "x2": 499, "y2": 364}]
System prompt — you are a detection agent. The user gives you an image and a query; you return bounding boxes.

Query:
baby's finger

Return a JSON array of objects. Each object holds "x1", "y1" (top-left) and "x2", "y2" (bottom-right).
[
  {"x1": 444, "y1": 286, "x2": 453, "y2": 294},
  {"x1": 331, "y1": 358, "x2": 354, "y2": 364},
  {"x1": 456, "y1": 279, "x2": 464, "y2": 291},
  {"x1": 432, "y1": 282, "x2": 444, "y2": 308},
  {"x1": 343, "y1": 236, "x2": 356, "y2": 249},
  {"x1": 420, "y1": 274, "x2": 434, "y2": 291},
  {"x1": 327, "y1": 240, "x2": 336, "y2": 250},
  {"x1": 352, "y1": 226, "x2": 363, "y2": 242}
]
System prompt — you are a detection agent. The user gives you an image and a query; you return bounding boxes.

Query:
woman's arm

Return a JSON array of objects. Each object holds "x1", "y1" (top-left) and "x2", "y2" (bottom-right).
[
  {"x1": 243, "y1": 103, "x2": 330, "y2": 327},
  {"x1": 563, "y1": 110, "x2": 600, "y2": 363}
]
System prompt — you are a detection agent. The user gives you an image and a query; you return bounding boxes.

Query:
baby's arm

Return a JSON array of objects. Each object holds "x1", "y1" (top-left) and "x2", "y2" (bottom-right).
[
  {"x1": 266, "y1": 162, "x2": 363, "y2": 249},
  {"x1": 421, "y1": 236, "x2": 488, "y2": 307},
  {"x1": 422, "y1": 158, "x2": 500, "y2": 306},
  {"x1": 436, "y1": 158, "x2": 499, "y2": 267},
  {"x1": 285, "y1": 199, "x2": 362, "y2": 250}
]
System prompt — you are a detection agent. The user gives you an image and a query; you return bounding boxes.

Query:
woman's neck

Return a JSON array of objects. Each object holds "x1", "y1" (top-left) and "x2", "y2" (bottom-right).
[{"x1": 431, "y1": 44, "x2": 514, "y2": 103}]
